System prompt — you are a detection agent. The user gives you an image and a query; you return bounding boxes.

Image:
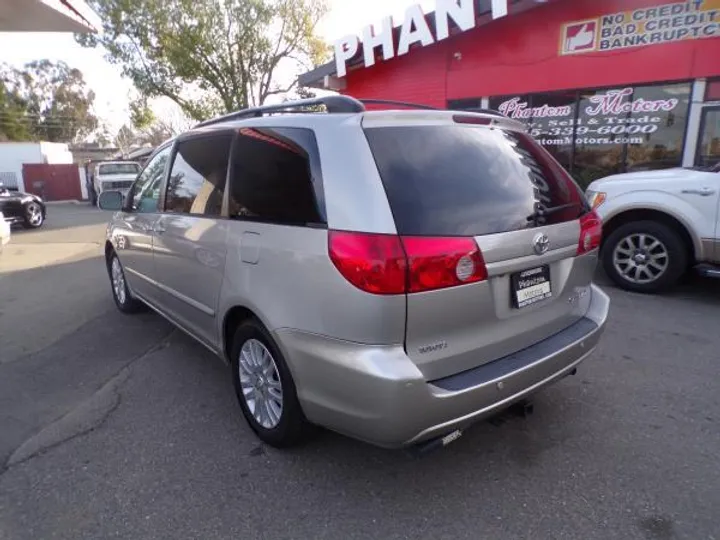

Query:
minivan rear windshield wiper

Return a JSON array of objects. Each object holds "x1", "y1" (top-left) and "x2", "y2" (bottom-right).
[{"x1": 526, "y1": 202, "x2": 583, "y2": 222}]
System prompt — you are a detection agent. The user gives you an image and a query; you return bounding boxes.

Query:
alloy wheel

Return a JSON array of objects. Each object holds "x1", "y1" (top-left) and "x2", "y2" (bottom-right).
[
  {"x1": 238, "y1": 339, "x2": 284, "y2": 429},
  {"x1": 612, "y1": 233, "x2": 669, "y2": 284},
  {"x1": 111, "y1": 257, "x2": 127, "y2": 305},
  {"x1": 27, "y1": 203, "x2": 42, "y2": 226}
]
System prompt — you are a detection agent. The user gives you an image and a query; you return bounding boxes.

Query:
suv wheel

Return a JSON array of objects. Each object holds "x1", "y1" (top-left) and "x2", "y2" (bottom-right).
[
  {"x1": 231, "y1": 320, "x2": 310, "y2": 447},
  {"x1": 108, "y1": 252, "x2": 145, "y2": 313},
  {"x1": 24, "y1": 202, "x2": 44, "y2": 228},
  {"x1": 602, "y1": 220, "x2": 687, "y2": 293}
]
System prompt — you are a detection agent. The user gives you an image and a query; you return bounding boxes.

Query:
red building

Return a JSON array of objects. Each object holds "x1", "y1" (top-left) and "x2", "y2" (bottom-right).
[{"x1": 300, "y1": 0, "x2": 720, "y2": 186}]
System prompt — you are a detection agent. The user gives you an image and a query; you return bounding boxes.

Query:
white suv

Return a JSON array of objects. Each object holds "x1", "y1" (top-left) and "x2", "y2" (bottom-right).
[{"x1": 587, "y1": 163, "x2": 720, "y2": 293}]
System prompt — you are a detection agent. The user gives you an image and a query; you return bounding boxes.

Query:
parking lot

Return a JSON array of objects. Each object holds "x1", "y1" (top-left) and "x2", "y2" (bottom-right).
[{"x1": 1, "y1": 203, "x2": 719, "y2": 540}]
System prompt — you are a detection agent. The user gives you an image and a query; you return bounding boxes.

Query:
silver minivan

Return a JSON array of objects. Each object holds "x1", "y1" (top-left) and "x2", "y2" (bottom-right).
[{"x1": 99, "y1": 96, "x2": 609, "y2": 449}]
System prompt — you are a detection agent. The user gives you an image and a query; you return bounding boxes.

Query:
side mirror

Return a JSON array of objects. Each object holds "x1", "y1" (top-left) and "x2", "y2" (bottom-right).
[{"x1": 98, "y1": 191, "x2": 124, "y2": 211}]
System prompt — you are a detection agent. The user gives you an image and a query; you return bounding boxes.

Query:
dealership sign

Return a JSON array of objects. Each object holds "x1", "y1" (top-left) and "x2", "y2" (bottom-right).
[
  {"x1": 560, "y1": 0, "x2": 719, "y2": 55},
  {"x1": 334, "y1": 0, "x2": 509, "y2": 77},
  {"x1": 498, "y1": 88, "x2": 680, "y2": 120},
  {"x1": 499, "y1": 87, "x2": 683, "y2": 147}
]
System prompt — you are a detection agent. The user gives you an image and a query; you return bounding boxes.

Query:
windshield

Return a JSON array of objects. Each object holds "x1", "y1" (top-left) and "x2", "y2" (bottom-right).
[{"x1": 98, "y1": 163, "x2": 140, "y2": 176}]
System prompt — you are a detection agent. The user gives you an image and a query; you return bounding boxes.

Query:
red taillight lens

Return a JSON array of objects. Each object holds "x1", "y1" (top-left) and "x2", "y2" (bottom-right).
[
  {"x1": 402, "y1": 236, "x2": 487, "y2": 293},
  {"x1": 578, "y1": 210, "x2": 602, "y2": 255},
  {"x1": 328, "y1": 231, "x2": 407, "y2": 294},
  {"x1": 329, "y1": 232, "x2": 488, "y2": 294}
]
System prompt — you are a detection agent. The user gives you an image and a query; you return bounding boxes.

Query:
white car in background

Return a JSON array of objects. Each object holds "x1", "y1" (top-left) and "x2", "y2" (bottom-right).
[
  {"x1": 0, "y1": 211, "x2": 10, "y2": 254},
  {"x1": 587, "y1": 163, "x2": 720, "y2": 293}
]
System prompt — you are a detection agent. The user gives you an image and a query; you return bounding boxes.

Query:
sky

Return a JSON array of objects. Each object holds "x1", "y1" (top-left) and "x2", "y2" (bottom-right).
[{"x1": 0, "y1": 0, "x2": 435, "y2": 134}]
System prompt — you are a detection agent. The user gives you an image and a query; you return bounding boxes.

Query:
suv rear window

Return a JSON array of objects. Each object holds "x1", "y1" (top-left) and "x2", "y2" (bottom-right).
[{"x1": 364, "y1": 126, "x2": 587, "y2": 236}]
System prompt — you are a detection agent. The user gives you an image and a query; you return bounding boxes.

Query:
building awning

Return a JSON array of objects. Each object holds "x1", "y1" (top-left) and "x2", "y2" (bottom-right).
[
  {"x1": 0, "y1": 0, "x2": 101, "y2": 33},
  {"x1": 300, "y1": 0, "x2": 558, "y2": 89}
]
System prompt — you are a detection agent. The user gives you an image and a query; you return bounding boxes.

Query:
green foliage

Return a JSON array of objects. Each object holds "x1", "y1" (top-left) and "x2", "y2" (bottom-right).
[
  {"x1": 76, "y1": 0, "x2": 330, "y2": 121},
  {"x1": 0, "y1": 60, "x2": 98, "y2": 143},
  {"x1": 129, "y1": 98, "x2": 155, "y2": 130}
]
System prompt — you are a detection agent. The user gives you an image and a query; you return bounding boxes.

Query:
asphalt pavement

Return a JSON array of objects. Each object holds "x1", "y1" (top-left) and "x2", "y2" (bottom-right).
[{"x1": 1, "y1": 203, "x2": 719, "y2": 540}]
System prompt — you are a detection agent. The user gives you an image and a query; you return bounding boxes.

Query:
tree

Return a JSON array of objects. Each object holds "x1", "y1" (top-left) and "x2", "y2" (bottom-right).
[
  {"x1": 0, "y1": 61, "x2": 98, "y2": 143},
  {"x1": 115, "y1": 124, "x2": 136, "y2": 155},
  {"x1": 129, "y1": 98, "x2": 155, "y2": 131},
  {"x1": 76, "y1": 0, "x2": 330, "y2": 121},
  {"x1": 0, "y1": 80, "x2": 31, "y2": 142}
]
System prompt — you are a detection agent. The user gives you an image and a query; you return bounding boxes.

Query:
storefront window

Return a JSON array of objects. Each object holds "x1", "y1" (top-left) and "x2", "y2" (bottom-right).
[
  {"x1": 624, "y1": 83, "x2": 691, "y2": 173},
  {"x1": 696, "y1": 107, "x2": 720, "y2": 168},
  {"x1": 453, "y1": 82, "x2": 692, "y2": 188},
  {"x1": 573, "y1": 87, "x2": 631, "y2": 186}
]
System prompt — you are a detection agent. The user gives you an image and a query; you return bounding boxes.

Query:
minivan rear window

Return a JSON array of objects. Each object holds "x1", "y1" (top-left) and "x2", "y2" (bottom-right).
[{"x1": 364, "y1": 126, "x2": 587, "y2": 236}]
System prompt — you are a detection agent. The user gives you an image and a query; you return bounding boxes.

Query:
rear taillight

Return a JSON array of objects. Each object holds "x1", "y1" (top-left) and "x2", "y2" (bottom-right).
[
  {"x1": 578, "y1": 210, "x2": 602, "y2": 255},
  {"x1": 401, "y1": 237, "x2": 487, "y2": 293},
  {"x1": 328, "y1": 231, "x2": 407, "y2": 294},
  {"x1": 329, "y1": 231, "x2": 487, "y2": 295}
]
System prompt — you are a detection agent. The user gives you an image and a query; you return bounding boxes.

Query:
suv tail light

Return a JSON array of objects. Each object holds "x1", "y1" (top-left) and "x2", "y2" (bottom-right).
[
  {"x1": 578, "y1": 210, "x2": 602, "y2": 255},
  {"x1": 329, "y1": 231, "x2": 487, "y2": 295}
]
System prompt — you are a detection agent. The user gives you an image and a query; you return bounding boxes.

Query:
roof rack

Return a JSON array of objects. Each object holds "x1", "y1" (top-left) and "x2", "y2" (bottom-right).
[
  {"x1": 195, "y1": 95, "x2": 365, "y2": 128},
  {"x1": 194, "y1": 95, "x2": 507, "y2": 128}
]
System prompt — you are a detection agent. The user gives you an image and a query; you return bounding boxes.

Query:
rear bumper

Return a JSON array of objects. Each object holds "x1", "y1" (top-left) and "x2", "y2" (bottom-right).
[{"x1": 275, "y1": 284, "x2": 610, "y2": 448}]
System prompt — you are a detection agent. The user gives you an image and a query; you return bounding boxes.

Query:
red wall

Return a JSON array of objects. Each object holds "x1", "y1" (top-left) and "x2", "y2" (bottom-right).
[
  {"x1": 344, "y1": 38, "x2": 450, "y2": 108},
  {"x1": 23, "y1": 164, "x2": 82, "y2": 201},
  {"x1": 343, "y1": 0, "x2": 720, "y2": 104}
]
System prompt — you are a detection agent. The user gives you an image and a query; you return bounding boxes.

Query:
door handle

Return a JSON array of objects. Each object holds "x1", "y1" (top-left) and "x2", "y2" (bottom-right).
[
  {"x1": 153, "y1": 222, "x2": 166, "y2": 234},
  {"x1": 681, "y1": 187, "x2": 716, "y2": 196}
]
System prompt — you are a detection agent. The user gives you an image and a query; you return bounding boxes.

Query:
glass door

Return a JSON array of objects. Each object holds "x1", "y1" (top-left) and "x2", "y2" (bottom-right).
[{"x1": 696, "y1": 106, "x2": 720, "y2": 168}]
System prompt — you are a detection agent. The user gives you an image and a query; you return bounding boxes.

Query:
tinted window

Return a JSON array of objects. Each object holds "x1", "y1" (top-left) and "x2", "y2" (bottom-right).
[
  {"x1": 130, "y1": 146, "x2": 171, "y2": 214},
  {"x1": 99, "y1": 163, "x2": 140, "y2": 175},
  {"x1": 166, "y1": 134, "x2": 233, "y2": 216},
  {"x1": 364, "y1": 126, "x2": 586, "y2": 236},
  {"x1": 229, "y1": 127, "x2": 324, "y2": 225}
]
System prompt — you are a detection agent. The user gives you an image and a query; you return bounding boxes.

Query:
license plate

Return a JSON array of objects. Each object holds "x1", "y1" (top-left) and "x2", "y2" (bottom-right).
[{"x1": 511, "y1": 265, "x2": 552, "y2": 308}]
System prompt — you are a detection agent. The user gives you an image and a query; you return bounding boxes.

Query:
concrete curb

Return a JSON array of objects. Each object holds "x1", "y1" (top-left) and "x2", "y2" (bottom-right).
[{"x1": 44, "y1": 200, "x2": 88, "y2": 206}]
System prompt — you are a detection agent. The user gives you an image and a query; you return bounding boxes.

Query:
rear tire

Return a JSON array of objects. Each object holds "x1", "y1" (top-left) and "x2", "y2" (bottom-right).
[
  {"x1": 108, "y1": 252, "x2": 145, "y2": 313},
  {"x1": 602, "y1": 220, "x2": 687, "y2": 293},
  {"x1": 230, "y1": 319, "x2": 311, "y2": 447}
]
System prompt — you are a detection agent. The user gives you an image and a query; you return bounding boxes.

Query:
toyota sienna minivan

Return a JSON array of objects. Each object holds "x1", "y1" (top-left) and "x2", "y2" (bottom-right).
[{"x1": 99, "y1": 95, "x2": 609, "y2": 449}]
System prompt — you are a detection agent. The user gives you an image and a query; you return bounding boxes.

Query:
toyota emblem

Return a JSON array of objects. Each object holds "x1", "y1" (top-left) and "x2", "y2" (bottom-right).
[{"x1": 533, "y1": 232, "x2": 550, "y2": 255}]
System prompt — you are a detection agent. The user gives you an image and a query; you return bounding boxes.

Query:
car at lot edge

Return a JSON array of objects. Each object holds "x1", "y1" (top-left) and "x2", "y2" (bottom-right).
[
  {"x1": 98, "y1": 95, "x2": 609, "y2": 449},
  {"x1": 587, "y1": 162, "x2": 720, "y2": 293},
  {"x1": 0, "y1": 185, "x2": 46, "y2": 230}
]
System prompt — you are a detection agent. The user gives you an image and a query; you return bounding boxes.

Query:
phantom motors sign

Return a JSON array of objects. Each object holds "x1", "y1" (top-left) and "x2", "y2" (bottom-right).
[
  {"x1": 560, "y1": 0, "x2": 719, "y2": 55},
  {"x1": 498, "y1": 87, "x2": 682, "y2": 147},
  {"x1": 333, "y1": 0, "x2": 509, "y2": 77}
]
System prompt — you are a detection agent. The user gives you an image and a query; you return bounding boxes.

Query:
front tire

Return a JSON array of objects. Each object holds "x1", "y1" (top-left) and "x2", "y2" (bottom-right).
[
  {"x1": 23, "y1": 202, "x2": 44, "y2": 229},
  {"x1": 231, "y1": 319, "x2": 310, "y2": 447},
  {"x1": 108, "y1": 252, "x2": 145, "y2": 313},
  {"x1": 602, "y1": 220, "x2": 687, "y2": 293}
]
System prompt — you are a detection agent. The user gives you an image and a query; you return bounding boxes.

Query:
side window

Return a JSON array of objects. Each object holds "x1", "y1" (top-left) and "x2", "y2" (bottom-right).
[
  {"x1": 130, "y1": 146, "x2": 171, "y2": 213},
  {"x1": 165, "y1": 134, "x2": 233, "y2": 216},
  {"x1": 229, "y1": 127, "x2": 325, "y2": 225}
]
